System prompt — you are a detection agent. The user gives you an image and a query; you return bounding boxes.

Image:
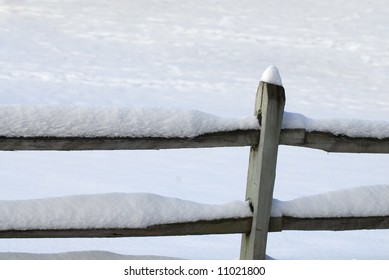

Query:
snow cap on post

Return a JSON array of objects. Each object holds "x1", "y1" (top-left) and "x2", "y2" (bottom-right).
[{"x1": 260, "y1": 65, "x2": 283, "y2": 86}]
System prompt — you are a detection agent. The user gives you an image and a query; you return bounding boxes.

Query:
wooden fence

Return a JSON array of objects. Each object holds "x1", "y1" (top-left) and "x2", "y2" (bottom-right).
[{"x1": 1, "y1": 78, "x2": 389, "y2": 260}]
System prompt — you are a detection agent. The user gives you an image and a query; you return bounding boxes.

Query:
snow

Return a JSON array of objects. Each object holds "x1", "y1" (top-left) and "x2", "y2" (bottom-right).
[
  {"x1": 0, "y1": 106, "x2": 259, "y2": 138},
  {"x1": 283, "y1": 112, "x2": 389, "y2": 139},
  {"x1": 1, "y1": 104, "x2": 388, "y2": 139},
  {"x1": 0, "y1": 251, "x2": 180, "y2": 260},
  {"x1": 272, "y1": 185, "x2": 389, "y2": 218},
  {"x1": 260, "y1": 65, "x2": 283, "y2": 86},
  {"x1": 0, "y1": 193, "x2": 252, "y2": 230},
  {"x1": 3, "y1": 184, "x2": 386, "y2": 231},
  {"x1": 0, "y1": 0, "x2": 389, "y2": 260}
]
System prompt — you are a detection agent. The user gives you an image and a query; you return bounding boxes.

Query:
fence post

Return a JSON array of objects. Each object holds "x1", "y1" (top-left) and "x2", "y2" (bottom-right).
[{"x1": 240, "y1": 79, "x2": 285, "y2": 260}]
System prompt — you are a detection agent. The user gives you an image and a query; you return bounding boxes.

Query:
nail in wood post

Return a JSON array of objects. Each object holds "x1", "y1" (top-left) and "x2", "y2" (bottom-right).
[{"x1": 240, "y1": 81, "x2": 285, "y2": 260}]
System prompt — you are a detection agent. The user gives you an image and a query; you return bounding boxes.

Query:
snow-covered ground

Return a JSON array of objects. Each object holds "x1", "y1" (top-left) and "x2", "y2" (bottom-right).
[{"x1": 0, "y1": 0, "x2": 388, "y2": 259}]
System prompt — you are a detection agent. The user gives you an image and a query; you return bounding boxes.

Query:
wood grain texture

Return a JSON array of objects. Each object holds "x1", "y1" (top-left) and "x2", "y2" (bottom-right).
[
  {"x1": 1, "y1": 129, "x2": 388, "y2": 153},
  {"x1": 280, "y1": 129, "x2": 389, "y2": 153},
  {"x1": 0, "y1": 217, "x2": 252, "y2": 239},
  {"x1": 268, "y1": 216, "x2": 389, "y2": 232},
  {"x1": 0, "y1": 130, "x2": 259, "y2": 151},
  {"x1": 240, "y1": 82, "x2": 286, "y2": 260}
]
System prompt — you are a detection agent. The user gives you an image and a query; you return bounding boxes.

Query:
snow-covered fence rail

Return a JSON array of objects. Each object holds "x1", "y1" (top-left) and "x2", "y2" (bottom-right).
[
  {"x1": 0, "y1": 193, "x2": 253, "y2": 239},
  {"x1": 269, "y1": 215, "x2": 389, "y2": 232},
  {"x1": 0, "y1": 218, "x2": 253, "y2": 239},
  {"x1": 268, "y1": 184, "x2": 389, "y2": 232},
  {"x1": 280, "y1": 129, "x2": 389, "y2": 153},
  {"x1": 0, "y1": 130, "x2": 260, "y2": 151},
  {"x1": 1, "y1": 66, "x2": 389, "y2": 260},
  {"x1": 0, "y1": 114, "x2": 388, "y2": 153}
]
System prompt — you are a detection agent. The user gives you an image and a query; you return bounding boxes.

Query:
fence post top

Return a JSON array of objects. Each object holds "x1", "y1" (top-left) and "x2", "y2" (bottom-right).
[{"x1": 260, "y1": 65, "x2": 283, "y2": 86}]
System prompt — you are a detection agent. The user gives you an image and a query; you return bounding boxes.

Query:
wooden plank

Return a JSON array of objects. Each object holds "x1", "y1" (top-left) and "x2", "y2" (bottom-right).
[
  {"x1": 280, "y1": 129, "x2": 389, "y2": 153},
  {"x1": 1, "y1": 129, "x2": 388, "y2": 153},
  {"x1": 0, "y1": 130, "x2": 259, "y2": 151},
  {"x1": 240, "y1": 82, "x2": 286, "y2": 260},
  {"x1": 268, "y1": 216, "x2": 389, "y2": 232},
  {"x1": 0, "y1": 217, "x2": 252, "y2": 239}
]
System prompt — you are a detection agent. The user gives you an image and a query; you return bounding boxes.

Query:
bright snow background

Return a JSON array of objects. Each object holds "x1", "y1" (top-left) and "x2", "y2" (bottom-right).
[{"x1": 0, "y1": 0, "x2": 388, "y2": 259}]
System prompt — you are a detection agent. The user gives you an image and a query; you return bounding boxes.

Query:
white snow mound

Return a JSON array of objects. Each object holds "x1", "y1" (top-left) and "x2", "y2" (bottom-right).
[
  {"x1": 283, "y1": 112, "x2": 389, "y2": 139},
  {"x1": 272, "y1": 185, "x2": 389, "y2": 218},
  {"x1": 0, "y1": 193, "x2": 252, "y2": 230},
  {"x1": 0, "y1": 106, "x2": 259, "y2": 138},
  {"x1": 260, "y1": 65, "x2": 283, "y2": 86}
]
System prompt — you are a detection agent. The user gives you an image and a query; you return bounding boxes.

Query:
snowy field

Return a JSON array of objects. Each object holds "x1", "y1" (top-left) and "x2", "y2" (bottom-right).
[{"x1": 0, "y1": 0, "x2": 388, "y2": 259}]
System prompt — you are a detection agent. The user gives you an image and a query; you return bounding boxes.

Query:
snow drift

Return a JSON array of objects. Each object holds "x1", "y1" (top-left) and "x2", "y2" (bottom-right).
[
  {"x1": 0, "y1": 105, "x2": 388, "y2": 139},
  {"x1": 0, "y1": 193, "x2": 252, "y2": 230},
  {"x1": 0, "y1": 105, "x2": 259, "y2": 138},
  {"x1": 272, "y1": 185, "x2": 389, "y2": 218}
]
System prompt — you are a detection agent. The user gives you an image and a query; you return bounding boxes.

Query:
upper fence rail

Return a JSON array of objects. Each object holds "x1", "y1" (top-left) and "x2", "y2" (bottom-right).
[{"x1": 0, "y1": 127, "x2": 388, "y2": 153}]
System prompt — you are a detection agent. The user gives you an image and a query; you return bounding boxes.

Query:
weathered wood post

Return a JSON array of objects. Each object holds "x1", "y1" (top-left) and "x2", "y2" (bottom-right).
[{"x1": 240, "y1": 66, "x2": 285, "y2": 260}]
